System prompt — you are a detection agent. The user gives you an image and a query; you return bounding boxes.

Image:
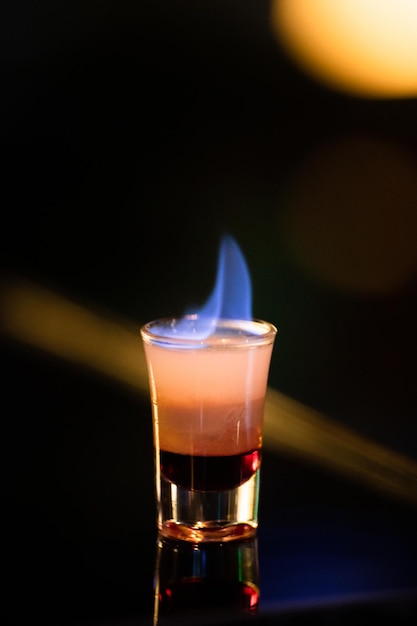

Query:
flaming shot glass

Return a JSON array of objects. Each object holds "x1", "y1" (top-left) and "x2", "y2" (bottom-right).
[{"x1": 141, "y1": 316, "x2": 277, "y2": 543}]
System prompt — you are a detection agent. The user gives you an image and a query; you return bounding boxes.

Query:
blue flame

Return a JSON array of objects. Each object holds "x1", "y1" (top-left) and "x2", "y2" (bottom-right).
[
  {"x1": 196, "y1": 235, "x2": 252, "y2": 321},
  {"x1": 166, "y1": 235, "x2": 252, "y2": 340}
]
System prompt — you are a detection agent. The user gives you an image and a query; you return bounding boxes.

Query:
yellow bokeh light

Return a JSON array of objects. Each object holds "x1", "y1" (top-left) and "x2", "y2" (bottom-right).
[
  {"x1": 281, "y1": 136, "x2": 417, "y2": 294},
  {"x1": 271, "y1": 0, "x2": 417, "y2": 97}
]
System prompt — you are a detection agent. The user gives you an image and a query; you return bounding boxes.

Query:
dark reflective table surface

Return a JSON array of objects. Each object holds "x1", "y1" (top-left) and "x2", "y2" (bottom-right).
[
  {"x1": 154, "y1": 535, "x2": 260, "y2": 624},
  {"x1": 3, "y1": 340, "x2": 417, "y2": 625}
]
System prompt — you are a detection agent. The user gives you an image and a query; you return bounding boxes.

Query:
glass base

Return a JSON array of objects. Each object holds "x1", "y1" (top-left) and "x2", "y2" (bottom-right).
[
  {"x1": 158, "y1": 470, "x2": 260, "y2": 543},
  {"x1": 159, "y1": 521, "x2": 257, "y2": 543}
]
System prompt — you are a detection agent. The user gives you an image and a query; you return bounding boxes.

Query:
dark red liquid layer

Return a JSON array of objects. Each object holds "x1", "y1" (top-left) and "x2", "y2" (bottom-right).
[{"x1": 160, "y1": 449, "x2": 261, "y2": 491}]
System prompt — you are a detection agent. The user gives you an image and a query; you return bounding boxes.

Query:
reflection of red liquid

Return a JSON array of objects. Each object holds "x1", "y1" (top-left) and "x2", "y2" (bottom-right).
[
  {"x1": 160, "y1": 449, "x2": 261, "y2": 491},
  {"x1": 158, "y1": 578, "x2": 259, "y2": 614}
]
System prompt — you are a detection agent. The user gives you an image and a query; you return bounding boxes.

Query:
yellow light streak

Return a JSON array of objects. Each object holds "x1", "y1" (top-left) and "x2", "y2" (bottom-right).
[
  {"x1": 0, "y1": 275, "x2": 148, "y2": 393},
  {"x1": 1, "y1": 275, "x2": 416, "y2": 506},
  {"x1": 264, "y1": 389, "x2": 417, "y2": 506}
]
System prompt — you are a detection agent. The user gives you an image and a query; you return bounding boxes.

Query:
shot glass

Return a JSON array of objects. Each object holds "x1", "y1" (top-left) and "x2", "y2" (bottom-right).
[{"x1": 141, "y1": 317, "x2": 277, "y2": 543}]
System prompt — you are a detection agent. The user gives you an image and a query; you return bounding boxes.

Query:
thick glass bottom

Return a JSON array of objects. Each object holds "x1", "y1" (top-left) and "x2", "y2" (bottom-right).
[{"x1": 158, "y1": 469, "x2": 260, "y2": 543}]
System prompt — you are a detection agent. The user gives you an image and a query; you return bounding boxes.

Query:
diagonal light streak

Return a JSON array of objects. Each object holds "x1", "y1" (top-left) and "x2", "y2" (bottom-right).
[
  {"x1": 264, "y1": 388, "x2": 417, "y2": 506},
  {"x1": 1, "y1": 275, "x2": 416, "y2": 506}
]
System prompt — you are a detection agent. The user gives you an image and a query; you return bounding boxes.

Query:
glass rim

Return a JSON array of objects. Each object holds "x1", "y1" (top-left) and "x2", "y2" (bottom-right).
[{"x1": 140, "y1": 316, "x2": 277, "y2": 349}]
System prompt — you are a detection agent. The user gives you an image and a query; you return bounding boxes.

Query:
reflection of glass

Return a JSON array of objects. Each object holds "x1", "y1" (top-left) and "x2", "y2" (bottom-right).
[
  {"x1": 141, "y1": 317, "x2": 277, "y2": 543},
  {"x1": 154, "y1": 536, "x2": 259, "y2": 625}
]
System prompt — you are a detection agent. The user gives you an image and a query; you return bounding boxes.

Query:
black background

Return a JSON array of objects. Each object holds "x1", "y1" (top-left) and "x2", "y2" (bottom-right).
[{"x1": 2, "y1": 2, "x2": 417, "y2": 624}]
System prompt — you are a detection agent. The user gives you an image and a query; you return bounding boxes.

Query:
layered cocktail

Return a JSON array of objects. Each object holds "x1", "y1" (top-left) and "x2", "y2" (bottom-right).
[{"x1": 141, "y1": 317, "x2": 276, "y2": 542}]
